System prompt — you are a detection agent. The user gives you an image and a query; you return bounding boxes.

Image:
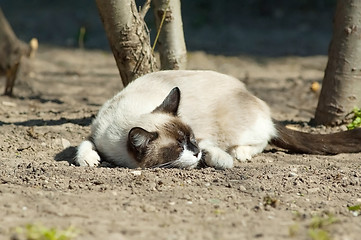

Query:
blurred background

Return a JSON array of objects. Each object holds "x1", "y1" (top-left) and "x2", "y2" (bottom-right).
[{"x1": 2, "y1": 0, "x2": 336, "y2": 56}]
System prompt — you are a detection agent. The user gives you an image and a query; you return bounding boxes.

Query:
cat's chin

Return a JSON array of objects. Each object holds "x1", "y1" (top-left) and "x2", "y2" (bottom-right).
[{"x1": 177, "y1": 150, "x2": 202, "y2": 169}]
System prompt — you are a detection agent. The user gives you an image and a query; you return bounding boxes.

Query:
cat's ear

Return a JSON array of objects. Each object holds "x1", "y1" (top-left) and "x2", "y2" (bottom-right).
[
  {"x1": 153, "y1": 87, "x2": 180, "y2": 116},
  {"x1": 128, "y1": 127, "x2": 158, "y2": 152}
]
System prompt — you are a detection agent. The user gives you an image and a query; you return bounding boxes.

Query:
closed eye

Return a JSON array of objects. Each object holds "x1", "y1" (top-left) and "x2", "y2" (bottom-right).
[{"x1": 189, "y1": 135, "x2": 197, "y2": 144}]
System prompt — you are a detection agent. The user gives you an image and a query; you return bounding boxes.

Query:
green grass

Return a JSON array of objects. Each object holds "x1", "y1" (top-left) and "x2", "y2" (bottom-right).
[
  {"x1": 288, "y1": 224, "x2": 299, "y2": 237},
  {"x1": 307, "y1": 215, "x2": 338, "y2": 240},
  {"x1": 347, "y1": 204, "x2": 360, "y2": 212},
  {"x1": 263, "y1": 195, "x2": 279, "y2": 208},
  {"x1": 347, "y1": 107, "x2": 361, "y2": 130},
  {"x1": 308, "y1": 215, "x2": 338, "y2": 229},
  {"x1": 290, "y1": 211, "x2": 338, "y2": 239},
  {"x1": 15, "y1": 224, "x2": 78, "y2": 240},
  {"x1": 348, "y1": 204, "x2": 361, "y2": 216},
  {"x1": 308, "y1": 229, "x2": 331, "y2": 240}
]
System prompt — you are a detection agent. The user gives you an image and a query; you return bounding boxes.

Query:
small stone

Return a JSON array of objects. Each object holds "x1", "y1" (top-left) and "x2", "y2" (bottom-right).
[
  {"x1": 149, "y1": 182, "x2": 157, "y2": 191},
  {"x1": 130, "y1": 170, "x2": 142, "y2": 176},
  {"x1": 183, "y1": 194, "x2": 192, "y2": 201},
  {"x1": 339, "y1": 125, "x2": 347, "y2": 131},
  {"x1": 289, "y1": 172, "x2": 298, "y2": 177},
  {"x1": 290, "y1": 203, "x2": 298, "y2": 208},
  {"x1": 238, "y1": 185, "x2": 247, "y2": 192},
  {"x1": 2, "y1": 101, "x2": 17, "y2": 107},
  {"x1": 307, "y1": 187, "x2": 320, "y2": 193},
  {"x1": 61, "y1": 138, "x2": 71, "y2": 149},
  {"x1": 351, "y1": 211, "x2": 359, "y2": 217}
]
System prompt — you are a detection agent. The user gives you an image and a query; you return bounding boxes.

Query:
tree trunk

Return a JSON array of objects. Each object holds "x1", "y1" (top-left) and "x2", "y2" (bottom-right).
[
  {"x1": 153, "y1": 0, "x2": 187, "y2": 70},
  {"x1": 95, "y1": 0, "x2": 158, "y2": 87},
  {"x1": 314, "y1": 0, "x2": 361, "y2": 125},
  {"x1": 0, "y1": 7, "x2": 36, "y2": 96}
]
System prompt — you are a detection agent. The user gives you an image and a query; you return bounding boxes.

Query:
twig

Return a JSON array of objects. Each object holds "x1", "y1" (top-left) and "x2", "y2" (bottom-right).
[
  {"x1": 152, "y1": 0, "x2": 170, "y2": 52},
  {"x1": 140, "y1": 0, "x2": 152, "y2": 19}
]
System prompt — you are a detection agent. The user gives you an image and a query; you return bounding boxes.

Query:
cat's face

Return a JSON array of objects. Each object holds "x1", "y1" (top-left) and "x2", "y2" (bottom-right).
[{"x1": 127, "y1": 87, "x2": 202, "y2": 169}]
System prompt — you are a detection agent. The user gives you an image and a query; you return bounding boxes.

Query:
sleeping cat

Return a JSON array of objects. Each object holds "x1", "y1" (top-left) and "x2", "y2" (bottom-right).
[{"x1": 76, "y1": 70, "x2": 361, "y2": 169}]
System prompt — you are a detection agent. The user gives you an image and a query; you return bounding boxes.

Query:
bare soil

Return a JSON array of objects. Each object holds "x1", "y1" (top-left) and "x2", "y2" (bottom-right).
[{"x1": 1, "y1": 47, "x2": 360, "y2": 240}]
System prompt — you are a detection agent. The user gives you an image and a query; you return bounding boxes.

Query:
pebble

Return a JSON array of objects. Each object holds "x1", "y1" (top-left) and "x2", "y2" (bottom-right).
[
  {"x1": 351, "y1": 211, "x2": 360, "y2": 217},
  {"x1": 130, "y1": 170, "x2": 142, "y2": 176},
  {"x1": 288, "y1": 172, "x2": 298, "y2": 177},
  {"x1": 290, "y1": 203, "x2": 298, "y2": 208},
  {"x1": 339, "y1": 125, "x2": 348, "y2": 131},
  {"x1": 149, "y1": 182, "x2": 157, "y2": 191},
  {"x1": 61, "y1": 138, "x2": 71, "y2": 149},
  {"x1": 2, "y1": 101, "x2": 17, "y2": 107},
  {"x1": 307, "y1": 187, "x2": 320, "y2": 193}
]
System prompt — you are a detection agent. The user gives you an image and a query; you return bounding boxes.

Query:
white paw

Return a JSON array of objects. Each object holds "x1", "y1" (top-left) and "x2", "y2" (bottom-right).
[
  {"x1": 77, "y1": 149, "x2": 101, "y2": 167},
  {"x1": 230, "y1": 143, "x2": 266, "y2": 162},
  {"x1": 199, "y1": 140, "x2": 233, "y2": 169},
  {"x1": 230, "y1": 146, "x2": 253, "y2": 162},
  {"x1": 204, "y1": 149, "x2": 233, "y2": 169},
  {"x1": 76, "y1": 140, "x2": 101, "y2": 167}
]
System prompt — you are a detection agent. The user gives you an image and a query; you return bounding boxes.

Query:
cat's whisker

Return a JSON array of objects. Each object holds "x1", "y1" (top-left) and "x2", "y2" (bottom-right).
[{"x1": 152, "y1": 161, "x2": 175, "y2": 168}]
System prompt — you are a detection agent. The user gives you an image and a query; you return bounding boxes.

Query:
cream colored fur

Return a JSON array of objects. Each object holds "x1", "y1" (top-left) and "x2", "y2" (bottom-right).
[{"x1": 76, "y1": 70, "x2": 277, "y2": 169}]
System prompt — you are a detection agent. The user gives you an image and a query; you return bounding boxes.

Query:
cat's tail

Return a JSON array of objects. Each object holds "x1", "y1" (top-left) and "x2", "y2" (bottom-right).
[{"x1": 271, "y1": 121, "x2": 361, "y2": 154}]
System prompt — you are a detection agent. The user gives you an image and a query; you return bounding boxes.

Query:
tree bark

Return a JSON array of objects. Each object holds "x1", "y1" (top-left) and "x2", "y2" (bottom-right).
[
  {"x1": 153, "y1": 0, "x2": 187, "y2": 70},
  {"x1": 0, "y1": 7, "x2": 36, "y2": 96},
  {"x1": 314, "y1": 0, "x2": 361, "y2": 125},
  {"x1": 95, "y1": 0, "x2": 158, "y2": 87}
]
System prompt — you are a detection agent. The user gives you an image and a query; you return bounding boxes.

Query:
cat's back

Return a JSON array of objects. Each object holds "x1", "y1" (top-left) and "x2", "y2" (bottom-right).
[
  {"x1": 99, "y1": 70, "x2": 247, "y2": 116},
  {"x1": 126, "y1": 70, "x2": 248, "y2": 108},
  {"x1": 131, "y1": 70, "x2": 247, "y2": 94},
  {"x1": 92, "y1": 70, "x2": 255, "y2": 135}
]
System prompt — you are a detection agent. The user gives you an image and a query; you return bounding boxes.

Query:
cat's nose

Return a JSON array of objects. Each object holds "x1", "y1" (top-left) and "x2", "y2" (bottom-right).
[{"x1": 194, "y1": 150, "x2": 202, "y2": 159}]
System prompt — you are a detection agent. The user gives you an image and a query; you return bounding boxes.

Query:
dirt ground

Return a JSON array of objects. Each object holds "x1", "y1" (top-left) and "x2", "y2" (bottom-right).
[{"x1": 1, "y1": 47, "x2": 361, "y2": 240}]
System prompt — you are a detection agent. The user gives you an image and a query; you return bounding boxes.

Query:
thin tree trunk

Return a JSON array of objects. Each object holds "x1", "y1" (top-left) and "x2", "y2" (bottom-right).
[
  {"x1": 314, "y1": 0, "x2": 361, "y2": 125},
  {"x1": 95, "y1": 0, "x2": 158, "y2": 87},
  {"x1": 153, "y1": 0, "x2": 187, "y2": 70}
]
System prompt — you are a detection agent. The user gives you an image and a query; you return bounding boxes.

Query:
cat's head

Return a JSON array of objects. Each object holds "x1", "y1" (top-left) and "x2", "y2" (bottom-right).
[{"x1": 127, "y1": 87, "x2": 202, "y2": 169}]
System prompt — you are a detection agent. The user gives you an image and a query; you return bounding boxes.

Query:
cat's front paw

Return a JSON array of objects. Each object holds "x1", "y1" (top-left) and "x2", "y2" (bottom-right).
[
  {"x1": 76, "y1": 140, "x2": 101, "y2": 167},
  {"x1": 199, "y1": 140, "x2": 233, "y2": 169},
  {"x1": 230, "y1": 146, "x2": 253, "y2": 162},
  {"x1": 77, "y1": 149, "x2": 100, "y2": 167},
  {"x1": 230, "y1": 144, "x2": 266, "y2": 162},
  {"x1": 203, "y1": 149, "x2": 233, "y2": 169}
]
